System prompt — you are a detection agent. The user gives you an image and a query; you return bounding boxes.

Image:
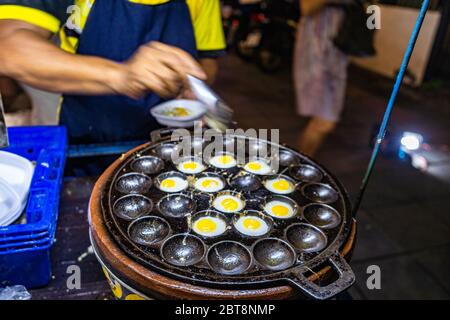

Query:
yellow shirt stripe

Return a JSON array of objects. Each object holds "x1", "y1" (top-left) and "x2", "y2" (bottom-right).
[
  {"x1": 0, "y1": 1, "x2": 225, "y2": 53},
  {"x1": 0, "y1": 5, "x2": 61, "y2": 33},
  {"x1": 187, "y1": 0, "x2": 226, "y2": 51},
  {"x1": 128, "y1": 0, "x2": 171, "y2": 4}
]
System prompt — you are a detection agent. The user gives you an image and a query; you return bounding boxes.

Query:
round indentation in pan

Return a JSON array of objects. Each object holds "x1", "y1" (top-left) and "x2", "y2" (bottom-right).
[
  {"x1": 190, "y1": 137, "x2": 208, "y2": 154},
  {"x1": 128, "y1": 216, "x2": 170, "y2": 246},
  {"x1": 207, "y1": 241, "x2": 252, "y2": 275},
  {"x1": 253, "y1": 238, "x2": 296, "y2": 271},
  {"x1": 206, "y1": 152, "x2": 238, "y2": 170},
  {"x1": 174, "y1": 137, "x2": 206, "y2": 156},
  {"x1": 261, "y1": 195, "x2": 299, "y2": 220},
  {"x1": 157, "y1": 193, "x2": 196, "y2": 219},
  {"x1": 301, "y1": 183, "x2": 339, "y2": 204},
  {"x1": 113, "y1": 194, "x2": 153, "y2": 221},
  {"x1": 153, "y1": 143, "x2": 177, "y2": 161},
  {"x1": 303, "y1": 203, "x2": 341, "y2": 229},
  {"x1": 221, "y1": 136, "x2": 247, "y2": 155},
  {"x1": 263, "y1": 175, "x2": 297, "y2": 195},
  {"x1": 192, "y1": 172, "x2": 226, "y2": 194},
  {"x1": 232, "y1": 210, "x2": 273, "y2": 238},
  {"x1": 174, "y1": 156, "x2": 207, "y2": 175},
  {"x1": 115, "y1": 173, "x2": 152, "y2": 194},
  {"x1": 228, "y1": 172, "x2": 262, "y2": 192},
  {"x1": 289, "y1": 164, "x2": 323, "y2": 183},
  {"x1": 243, "y1": 157, "x2": 275, "y2": 176},
  {"x1": 277, "y1": 149, "x2": 301, "y2": 167},
  {"x1": 161, "y1": 234, "x2": 205, "y2": 267},
  {"x1": 248, "y1": 140, "x2": 271, "y2": 157},
  {"x1": 221, "y1": 136, "x2": 239, "y2": 151},
  {"x1": 155, "y1": 171, "x2": 189, "y2": 193},
  {"x1": 190, "y1": 210, "x2": 229, "y2": 238},
  {"x1": 212, "y1": 190, "x2": 246, "y2": 214},
  {"x1": 286, "y1": 223, "x2": 328, "y2": 253},
  {"x1": 131, "y1": 156, "x2": 165, "y2": 175}
]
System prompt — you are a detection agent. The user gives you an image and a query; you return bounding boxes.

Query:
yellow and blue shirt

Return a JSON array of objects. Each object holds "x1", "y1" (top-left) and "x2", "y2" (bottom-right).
[
  {"x1": 0, "y1": 0, "x2": 226, "y2": 144},
  {"x1": 0, "y1": 0, "x2": 226, "y2": 57}
]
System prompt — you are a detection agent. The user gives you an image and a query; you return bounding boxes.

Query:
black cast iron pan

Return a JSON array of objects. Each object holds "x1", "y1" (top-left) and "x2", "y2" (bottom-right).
[{"x1": 101, "y1": 129, "x2": 355, "y2": 300}]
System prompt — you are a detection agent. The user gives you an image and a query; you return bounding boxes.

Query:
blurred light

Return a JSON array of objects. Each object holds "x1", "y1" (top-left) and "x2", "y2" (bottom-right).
[{"x1": 400, "y1": 132, "x2": 423, "y2": 151}]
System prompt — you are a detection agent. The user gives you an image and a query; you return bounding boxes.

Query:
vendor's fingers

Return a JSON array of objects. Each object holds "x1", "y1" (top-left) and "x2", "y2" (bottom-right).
[
  {"x1": 139, "y1": 72, "x2": 172, "y2": 98},
  {"x1": 149, "y1": 42, "x2": 206, "y2": 80},
  {"x1": 148, "y1": 51, "x2": 191, "y2": 89},
  {"x1": 153, "y1": 66, "x2": 184, "y2": 96},
  {"x1": 181, "y1": 88, "x2": 196, "y2": 100},
  {"x1": 139, "y1": 45, "x2": 188, "y2": 84},
  {"x1": 139, "y1": 59, "x2": 182, "y2": 96}
]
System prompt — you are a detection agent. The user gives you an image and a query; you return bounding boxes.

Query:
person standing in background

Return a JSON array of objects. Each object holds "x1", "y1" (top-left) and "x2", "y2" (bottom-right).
[{"x1": 294, "y1": 0, "x2": 349, "y2": 157}]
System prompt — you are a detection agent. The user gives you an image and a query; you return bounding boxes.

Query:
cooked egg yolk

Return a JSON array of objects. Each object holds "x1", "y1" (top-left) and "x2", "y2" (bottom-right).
[
  {"x1": 183, "y1": 161, "x2": 198, "y2": 170},
  {"x1": 221, "y1": 198, "x2": 239, "y2": 212},
  {"x1": 172, "y1": 107, "x2": 189, "y2": 117},
  {"x1": 196, "y1": 219, "x2": 217, "y2": 233},
  {"x1": 273, "y1": 179, "x2": 291, "y2": 191},
  {"x1": 272, "y1": 205, "x2": 289, "y2": 217},
  {"x1": 243, "y1": 218, "x2": 262, "y2": 230},
  {"x1": 248, "y1": 162, "x2": 263, "y2": 171},
  {"x1": 218, "y1": 155, "x2": 234, "y2": 165},
  {"x1": 161, "y1": 179, "x2": 176, "y2": 189},
  {"x1": 201, "y1": 179, "x2": 219, "y2": 189}
]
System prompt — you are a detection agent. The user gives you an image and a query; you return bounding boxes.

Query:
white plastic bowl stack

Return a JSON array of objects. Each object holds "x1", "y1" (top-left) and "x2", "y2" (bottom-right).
[{"x1": 0, "y1": 151, "x2": 34, "y2": 226}]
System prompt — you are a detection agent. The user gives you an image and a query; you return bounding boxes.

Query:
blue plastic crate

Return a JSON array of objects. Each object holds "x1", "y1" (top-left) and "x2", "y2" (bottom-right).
[
  {"x1": 0, "y1": 213, "x2": 57, "y2": 248},
  {"x1": 6, "y1": 126, "x2": 67, "y2": 153},
  {"x1": 0, "y1": 127, "x2": 67, "y2": 240},
  {"x1": 0, "y1": 126, "x2": 67, "y2": 288},
  {"x1": 0, "y1": 244, "x2": 53, "y2": 288}
]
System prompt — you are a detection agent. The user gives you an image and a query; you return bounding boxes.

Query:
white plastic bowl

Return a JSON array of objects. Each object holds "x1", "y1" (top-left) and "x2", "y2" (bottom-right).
[
  {"x1": 150, "y1": 99, "x2": 207, "y2": 128},
  {"x1": 0, "y1": 177, "x2": 22, "y2": 226},
  {"x1": 0, "y1": 151, "x2": 34, "y2": 206}
]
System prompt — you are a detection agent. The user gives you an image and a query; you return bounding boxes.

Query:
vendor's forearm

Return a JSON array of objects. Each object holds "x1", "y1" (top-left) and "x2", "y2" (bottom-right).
[
  {"x1": 0, "y1": 20, "x2": 206, "y2": 99},
  {"x1": 0, "y1": 23, "x2": 124, "y2": 95}
]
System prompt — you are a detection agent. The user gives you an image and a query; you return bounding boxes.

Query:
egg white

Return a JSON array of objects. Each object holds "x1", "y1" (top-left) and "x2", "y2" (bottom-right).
[
  {"x1": 177, "y1": 160, "x2": 206, "y2": 174},
  {"x1": 158, "y1": 177, "x2": 188, "y2": 193},
  {"x1": 264, "y1": 178, "x2": 295, "y2": 194},
  {"x1": 234, "y1": 216, "x2": 269, "y2": 237},
  {"x1": 209, "y1": 154, "x2": 237, "y2": 169},
  {"x1": 263, "y1": 201, "x2": 296, "y2": 219},
  {"x1": 244, "y1": 160, "x2": 272, "y2": 175},
  {"x1": 194, "y1": 177, "x2": 225, "y2": 193},
  {"x1": 213, "y1": 195, "x2": 244, "y2": 213},
  {"x1": 192, "y1": 216, "x2": 227, "y2": 237}
]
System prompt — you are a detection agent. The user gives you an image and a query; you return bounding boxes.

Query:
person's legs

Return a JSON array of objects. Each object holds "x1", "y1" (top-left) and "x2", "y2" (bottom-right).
[{"x1": 298, "y1": 117, "x2": 336, "y2": 157}]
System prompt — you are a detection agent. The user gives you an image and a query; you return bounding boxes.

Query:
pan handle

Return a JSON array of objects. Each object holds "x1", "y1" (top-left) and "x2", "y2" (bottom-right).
[
  {"x1": 150, "y1": 128, "x2": 178, "y2": 143},
  {"x1": 286, "y1": 253, "x2": 355, "y2": 300}
]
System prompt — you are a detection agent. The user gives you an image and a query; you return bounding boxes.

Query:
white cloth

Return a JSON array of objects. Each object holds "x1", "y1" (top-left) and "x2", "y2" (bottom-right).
[
  {"x1": 293, "y1": 7, "x2": 349, "y2": 122},
  {"x1": 21, "y1": 84, "x2": 60, "y2": 125}
]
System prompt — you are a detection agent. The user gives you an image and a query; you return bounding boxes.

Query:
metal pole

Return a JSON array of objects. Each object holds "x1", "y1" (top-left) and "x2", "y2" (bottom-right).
[
  {"x1": 0, "y1": 93, "x2": 9, "y2": 148},
  {"x1": 352, "y1": 0, "x2": 431, "y2": 218}
]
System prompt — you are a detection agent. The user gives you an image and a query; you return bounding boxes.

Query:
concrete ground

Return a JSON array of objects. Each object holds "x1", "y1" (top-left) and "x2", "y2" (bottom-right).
[{"x1": 215, "y1": 54, "x2": 450, "y2": 300}]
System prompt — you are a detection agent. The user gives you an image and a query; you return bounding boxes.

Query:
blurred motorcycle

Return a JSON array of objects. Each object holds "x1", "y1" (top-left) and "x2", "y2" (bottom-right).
[{"x1": 223, "y1": 0, "x2": 299, "y2": 73}]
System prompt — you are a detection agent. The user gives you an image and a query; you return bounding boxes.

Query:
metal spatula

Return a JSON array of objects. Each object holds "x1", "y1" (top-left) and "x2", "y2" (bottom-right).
[
  {"x1": 187, "y1": 75, "x2": 234, "y2": 132},
  {"x1": 0, "y1": 93, "x2": 9, "y2": 149}
]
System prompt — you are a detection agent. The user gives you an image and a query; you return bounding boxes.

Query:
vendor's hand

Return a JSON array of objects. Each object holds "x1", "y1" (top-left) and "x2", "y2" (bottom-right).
[{"x1": 117, "y1": 42, "x2": 206, "y2": 99}]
